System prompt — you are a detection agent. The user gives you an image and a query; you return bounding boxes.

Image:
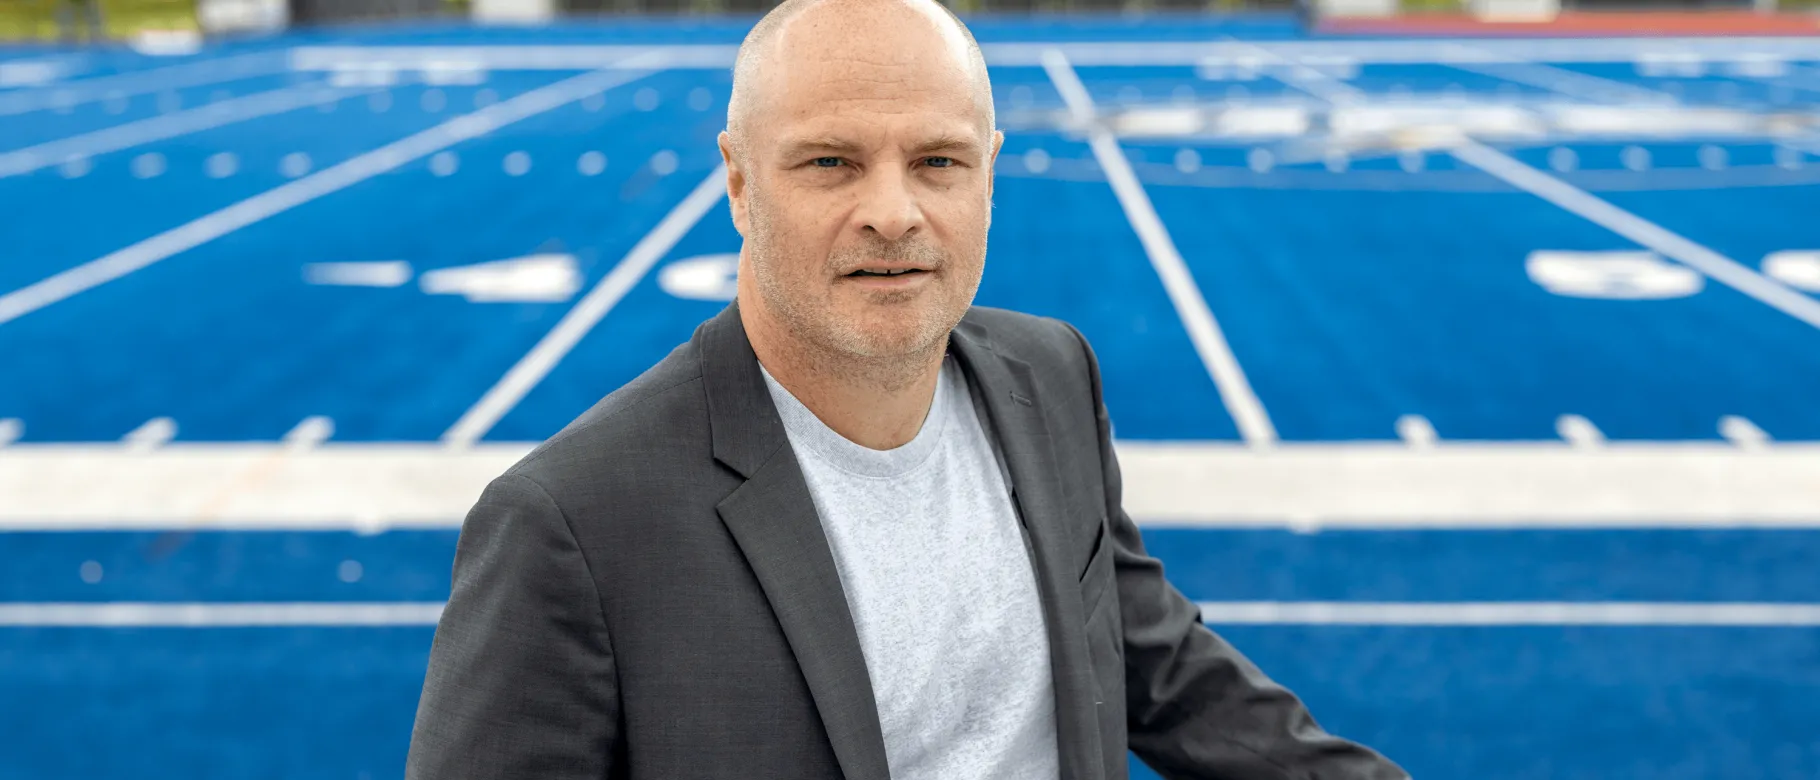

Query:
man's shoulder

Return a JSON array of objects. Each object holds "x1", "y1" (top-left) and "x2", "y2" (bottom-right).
[{"x1": 504, "y1": 338, "x2": 711, "y2": 494}]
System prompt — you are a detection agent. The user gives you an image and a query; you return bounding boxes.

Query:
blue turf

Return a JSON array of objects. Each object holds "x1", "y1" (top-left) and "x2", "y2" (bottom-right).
[
  {"x1": 4, "y1": 55, "x2": 1819, "y2": 441},
  {"x1": 1, "y1": 625, "x2": 434, "y2": 780},
  {"x1": 3, "y1": 71, "x2": 727, "y2": 441},
  {"x1": 1146, "y1": 179, "x2": 1820, "y2": 441},
  {"x1": 7, "y1": 528, "x2": 1820, "y2": 779},
  {"x1": 6, "y1": 20, "x2": 1820, "y2": 780}
]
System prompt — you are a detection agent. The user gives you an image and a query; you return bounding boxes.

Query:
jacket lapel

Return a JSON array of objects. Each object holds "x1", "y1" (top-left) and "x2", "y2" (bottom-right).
[
  {"x1": 700, "y1": 304, "x2": 892, "y2": 780},
  {"x1": 950, "y1": 315, "x2": 1108, "y2": 780},
  {"x1": 697, "y1": 303, "x2": 1104, "y2": 780}
]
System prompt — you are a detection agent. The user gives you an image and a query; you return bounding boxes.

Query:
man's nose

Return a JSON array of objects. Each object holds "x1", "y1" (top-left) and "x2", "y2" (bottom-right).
[{"x1": 853, "y1": 166, "x2": 925, "y2": 242}]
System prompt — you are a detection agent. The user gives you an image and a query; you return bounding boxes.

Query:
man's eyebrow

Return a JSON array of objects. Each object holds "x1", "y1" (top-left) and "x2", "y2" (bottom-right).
[
  {"x1": 776, "y1": 137, "x2": 864, "y2": 158},
  {"x1": 910, "y1": 134, "x2": 984, "y2": 156}
]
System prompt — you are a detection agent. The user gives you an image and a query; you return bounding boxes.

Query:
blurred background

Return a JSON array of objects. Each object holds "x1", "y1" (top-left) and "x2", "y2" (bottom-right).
[{"x1": 3, "y1": 0, "x2": 1819, "y2": 775}]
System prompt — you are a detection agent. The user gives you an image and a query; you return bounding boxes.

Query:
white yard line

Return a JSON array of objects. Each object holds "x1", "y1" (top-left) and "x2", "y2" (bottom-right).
[
  {"x1": 1196, "y1": 601, "x2": 1820, "y2": 626},
  {"x1": 440, "y1": 166, "x2": 729, "y2": 447},
  {"x1": 1453, "y1": 141, "x2": 1820, "y2": 331},
  {"x1": 1042, "y1": 49, "x2": 1278, "y2": 447},
  {"x1": 0, "y1": 602, "x2": 445, "y2": 627},
  {"x1": 0, "y1": 60, "x2": 665, "y2": 328},
  {"x1": 0, "y1": 51, "x2": 284, "y2": 117},
  {"x1": 0, "y1": 82, "x2": 360, "y2": 179},
  {"x1": 6, "y1": 441, "x2": 1819, "y2": 530}
]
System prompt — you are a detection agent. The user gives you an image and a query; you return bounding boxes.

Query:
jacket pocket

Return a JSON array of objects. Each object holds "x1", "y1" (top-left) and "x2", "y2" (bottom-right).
[{"x1": 1078, "y1": 515, "x2": 1115, "y2": 618}]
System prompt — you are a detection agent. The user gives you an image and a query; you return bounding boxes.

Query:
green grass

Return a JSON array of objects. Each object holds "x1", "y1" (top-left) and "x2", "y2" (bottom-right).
[{"x1": 0, "y1": 0, "x2": 197, "y2": 43}]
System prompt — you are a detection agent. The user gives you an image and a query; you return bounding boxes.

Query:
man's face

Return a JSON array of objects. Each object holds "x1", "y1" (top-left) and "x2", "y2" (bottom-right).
[{"x1": 726, "y1": 14, "x2": 1002, "y2": 360}]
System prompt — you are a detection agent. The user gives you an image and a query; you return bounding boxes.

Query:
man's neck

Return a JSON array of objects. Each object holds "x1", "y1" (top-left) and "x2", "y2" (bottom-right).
[{"x1": 742, "y1": 304, "x2": 946, "y2": 452}]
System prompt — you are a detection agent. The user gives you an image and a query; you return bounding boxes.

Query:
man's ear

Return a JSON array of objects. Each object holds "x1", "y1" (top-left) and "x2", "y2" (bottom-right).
[
  {"x1": 719, "y1": 131, "x2": 749, "y2": 237},
  {"x1": 986, "y1": 129, "x2": 1004, "y2": 218}
]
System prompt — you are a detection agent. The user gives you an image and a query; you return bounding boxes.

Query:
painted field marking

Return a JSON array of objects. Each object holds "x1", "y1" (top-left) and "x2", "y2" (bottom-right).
[
  {"x1": 1453, "y1": 141, "x2": 1820, "y2": 331},
  {"x1": 1197, "y1": 601, "x2": 1820, "y2": 626},
  {"x1": 1245, "y1": 44, "x2": 1820, "y2": 333},
  {"x1": 0, "y1": 51, "x2": 284, "y2": 117},
  {"x1": 5, "y1": 441, "x2": 1820, "y2": 529},
  {"x1": 1043, "y1": 48, "x2": 1277, "y2": 447},
  {"x1": 6, "y1": 600, "x2": 1817, "y2": 628},
  {"x1": 287, "y1": 40, "x2": 1820, "y2": 72},
  {"x1": 0, "y1": 602, "x2": 445, "y2": 627},
  {"x1": 0, "y1": 60, "x2": 666, "y2": 328},
  {"x1": 440, "y1": 165, "x2": 729, "y2": 447},
  {"x1": 0, "y1": 83, "x2": 361, "y2": 179}
]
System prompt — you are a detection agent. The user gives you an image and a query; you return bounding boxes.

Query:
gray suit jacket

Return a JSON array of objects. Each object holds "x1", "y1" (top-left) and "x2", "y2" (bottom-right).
[{"x1": 406, "y1": 303, "x2": 1406, "y2": 780}]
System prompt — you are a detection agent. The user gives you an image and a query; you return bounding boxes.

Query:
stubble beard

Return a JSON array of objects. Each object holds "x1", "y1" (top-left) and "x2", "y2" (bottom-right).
[{"x1": 746, "y1": 191, "x2": 979, "y2": 392}]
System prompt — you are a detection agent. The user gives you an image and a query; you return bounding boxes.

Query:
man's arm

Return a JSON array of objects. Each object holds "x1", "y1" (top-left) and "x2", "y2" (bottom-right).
[
  {"x1": 406, "y1": 473, "x2": 621, "y2": 779},
  {"x1": 1065, "y1": 324, "x2": 1407, "y2": 780}
]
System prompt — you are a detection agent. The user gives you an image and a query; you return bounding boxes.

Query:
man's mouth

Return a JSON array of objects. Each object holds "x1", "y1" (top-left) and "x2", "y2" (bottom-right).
[{"x1": 847, "y1": 268, "x2": 927, "y2": 278}]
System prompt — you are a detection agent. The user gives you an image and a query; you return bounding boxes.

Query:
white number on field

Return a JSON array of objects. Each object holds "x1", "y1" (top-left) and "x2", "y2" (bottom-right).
[
  {"x1": 1526, "y1": 250, "x2": 1703, "y2": 300},
  {"x1": 1763, "y1": 250, "x2": 1820, "y2": 292},
  {"x1": 659, "y1": 254, "x2": 740, "y2": 301}
]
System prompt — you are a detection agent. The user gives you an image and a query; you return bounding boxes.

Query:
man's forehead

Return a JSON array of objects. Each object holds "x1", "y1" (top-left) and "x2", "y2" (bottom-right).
[
  {"x1": 772, "y1": 27, "x2": 977, "y2": 100},
  {"x1": 760, "y1": 46, "x2": 989, "y2": 137}
]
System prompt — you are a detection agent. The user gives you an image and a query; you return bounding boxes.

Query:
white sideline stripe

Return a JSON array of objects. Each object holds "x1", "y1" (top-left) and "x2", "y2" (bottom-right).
[
  {"x1": 5, "y1": 601, "x2": 1816, "y2": 628},
  {"x1": 0, "y1": 61, "x2": 664, "y2": 328},
  {"x1": 0, "y1": 51, "x2": 283, "y2": 117},
  {"x1": 1453, "y1": 142, "x2": 1820, "y2": 332},
  {"x1": 5, "y1": 441, "x2": 1820, "y2": 529},
  {"x1": 1041, "y1": 49, "x2": 1277, "y2": 447},
  {"x1": 0, "y1": 83, "x2": 356, "y2": 179},
  {"x1": 441, "y1": 167, "x2": 729, "y2": 447},
  {"x1": 1196, "y1": 601, "x2": 1820, "y2": 626},
  {"x1": 0, "y1": 602, "x2": 444, "y2": 627},
  {"x1": 290, "y1": 40, "x2": 1820, "y2": 71}
]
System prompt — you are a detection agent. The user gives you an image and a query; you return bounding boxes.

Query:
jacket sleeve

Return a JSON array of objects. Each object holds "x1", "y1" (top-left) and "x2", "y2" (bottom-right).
[
  {"x1": 406, "y1": 472, "x2": 621, "y2": 779},
  {"x1": 1064, "y1": 323, "x2": 1408, "y2": 780}
]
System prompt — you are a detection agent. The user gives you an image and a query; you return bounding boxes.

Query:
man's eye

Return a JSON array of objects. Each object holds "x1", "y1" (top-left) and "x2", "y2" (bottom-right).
[
  {"x1": 924, "y1": 157, "x2": 955, "y2": 168},
  {"x1": 812, "y1": 157, "x2": 842, "y2": 168}
]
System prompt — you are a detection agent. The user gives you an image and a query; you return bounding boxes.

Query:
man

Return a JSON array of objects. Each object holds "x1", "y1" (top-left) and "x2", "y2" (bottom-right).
[{"x1": 406, "y1": 1, "x2": 1407, "y2": 778}]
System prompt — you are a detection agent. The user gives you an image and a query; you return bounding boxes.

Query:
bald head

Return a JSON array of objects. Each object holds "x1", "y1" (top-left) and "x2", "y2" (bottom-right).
[
  {"x1": 724, "y1": 0, "x2": 993, "y2": 161},
  {"x1": 717, "y1": 0, "x2": 1003, "y2": 372}
]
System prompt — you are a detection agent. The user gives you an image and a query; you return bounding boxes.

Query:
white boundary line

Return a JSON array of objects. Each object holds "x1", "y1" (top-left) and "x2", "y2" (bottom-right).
[
  {"x1": 0, "y1": 82, "x2": 360, "y2": 179},
  {"x1": 0, "y1": 51, "x2": 285, "y2": 117},
  {"x1": 441, "y1": 166, "x2": 729, "y2": 447},
  {"x1": 289, "y1": 39, "x2": 1820, "y2": 71},
  {"x1": 0, "y1": 602, "x2": 445, "y2": 627},
  {"x1": 0, "y1": 60, "x2": 664, "y2": 328},
  {"x1": 4, "y1": 600, "x2": 1816, "y2": 627},
  {"x1": 1196, "y1": 601, "x2": 1820, "y2": 626},
  {"x1": 1452, "y1": 142, "x2": 1820, "y2": 331},
  {"x1": 4, "y1": 441, "x2": 1820, "y2": 529},
  {"x1": 1041, "y1": 49, "x2": 1278, "y2": 447}
]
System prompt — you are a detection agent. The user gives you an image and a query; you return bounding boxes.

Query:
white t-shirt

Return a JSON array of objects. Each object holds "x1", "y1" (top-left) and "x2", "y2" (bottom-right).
[{"x1": 760, "y1": 355, "x2": 1061, "y2": 780}]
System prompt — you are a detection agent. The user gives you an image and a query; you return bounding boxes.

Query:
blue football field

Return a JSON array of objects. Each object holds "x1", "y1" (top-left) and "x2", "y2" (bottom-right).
[{"x1": 3, "y1": 17, "x2": 1820, "y2": 779}]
